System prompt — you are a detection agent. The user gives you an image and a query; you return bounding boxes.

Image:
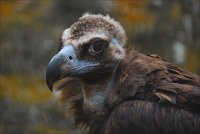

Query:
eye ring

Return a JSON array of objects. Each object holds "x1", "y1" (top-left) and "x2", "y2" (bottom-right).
[{"x1": 89, "y1": 39, "x2": 105, "y2": 55}]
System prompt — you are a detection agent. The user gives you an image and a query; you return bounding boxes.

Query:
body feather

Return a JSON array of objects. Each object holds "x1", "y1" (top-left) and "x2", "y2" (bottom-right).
[
  {"x1": 58, "y1": 50, "x2": 200, "y2": 133},
  {"x1": 46, "y1": 14, "x2": 200, "y2": 134}
]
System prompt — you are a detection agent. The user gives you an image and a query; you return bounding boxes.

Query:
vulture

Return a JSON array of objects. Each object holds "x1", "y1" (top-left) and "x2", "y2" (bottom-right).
[{"x1": 46, "y1": 13, "x2": 200, "y2": 134}]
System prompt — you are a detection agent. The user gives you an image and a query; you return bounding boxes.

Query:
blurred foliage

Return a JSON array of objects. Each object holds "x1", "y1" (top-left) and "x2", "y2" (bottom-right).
[
  {"x1": 0, "y1": 75, "x2": 51, "y2": 105},
  {"x1": 115, "y1": 0, "x2": 156, "y2": 28},
  {"x1": 114, "y1": 0, "x2": 200, "y2": 73},
  {"x1": 33, "y1": 124, "x2": 68, "y2": 134},
  {"x1": 187, "y1": 51, "x2": 200, "y2": 73},
  {"x1": 0, "y1": 0, "x2": 199, "y2": 134}
]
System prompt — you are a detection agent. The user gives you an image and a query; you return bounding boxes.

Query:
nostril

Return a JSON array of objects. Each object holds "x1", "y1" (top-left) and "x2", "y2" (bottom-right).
[{"x1": 69, "y1": 56, "x2": 73, "y2": 60}]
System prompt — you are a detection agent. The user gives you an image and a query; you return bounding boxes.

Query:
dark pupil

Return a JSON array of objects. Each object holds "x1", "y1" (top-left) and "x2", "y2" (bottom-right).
[{"x1": 92, "y1": 41, "x2": 103, "y2": 53}]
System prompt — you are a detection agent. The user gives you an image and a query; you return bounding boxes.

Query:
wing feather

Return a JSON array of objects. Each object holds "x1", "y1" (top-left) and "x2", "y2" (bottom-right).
[
  {"x1": 146, "y1": 54, "x2": 200, "y2": 111},
  {"x1": 104, "y1": 101, "x2": 200, "y2": 134}
]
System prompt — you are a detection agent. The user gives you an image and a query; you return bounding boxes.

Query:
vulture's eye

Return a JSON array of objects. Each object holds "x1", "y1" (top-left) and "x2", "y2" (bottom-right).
[{"x1": 89, "y1": 39, "x2": 106, "y2": 55}]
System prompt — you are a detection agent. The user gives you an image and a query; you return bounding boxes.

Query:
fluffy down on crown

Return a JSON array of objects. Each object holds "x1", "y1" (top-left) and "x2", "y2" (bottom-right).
[{"x1": 61, "y1": 13, "x2": 127, "y2": 47}]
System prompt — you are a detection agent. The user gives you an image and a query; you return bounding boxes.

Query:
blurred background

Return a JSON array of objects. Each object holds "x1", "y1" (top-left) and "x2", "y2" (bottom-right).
[{"x1": 0, "y1": 0, "x2": 199, "y2": 133}]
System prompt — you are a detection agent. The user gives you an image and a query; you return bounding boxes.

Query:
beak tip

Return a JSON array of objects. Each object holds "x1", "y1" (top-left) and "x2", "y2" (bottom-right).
[
  {"x1": 46, "y1": 73, "x2": 53, "y2": 91},
  {"x1": 47, "y1": 81, "x2": 53, "y2": 91},
  {"x1": 46, "y1": 65, "x2": 57, "y2": 91},
  {"x1": 46, "y1": 59, "x2": 61, "y2": 92}
]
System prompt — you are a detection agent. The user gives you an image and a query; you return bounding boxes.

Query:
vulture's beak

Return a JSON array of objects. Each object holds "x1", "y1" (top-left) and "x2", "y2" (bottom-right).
[{"x1": 46, "y1": 45, "x2": 99, "y2": 91}]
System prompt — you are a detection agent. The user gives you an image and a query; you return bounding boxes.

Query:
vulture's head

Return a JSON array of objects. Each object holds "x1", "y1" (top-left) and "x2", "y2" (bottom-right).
[{"x1": 46, "y1": 13, "x2": 127, "y2": 92}]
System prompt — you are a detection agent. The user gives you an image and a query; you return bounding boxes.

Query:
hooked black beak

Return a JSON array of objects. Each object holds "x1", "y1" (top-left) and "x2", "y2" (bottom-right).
[{"x1": 46, "y1": 45, "x2": 98, "y2": 91}]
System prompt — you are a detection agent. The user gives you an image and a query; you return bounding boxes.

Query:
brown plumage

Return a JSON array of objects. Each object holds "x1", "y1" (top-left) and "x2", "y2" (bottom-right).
[{"x1": 46, "y1": 13, "x2": 200, "y2": 134}]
